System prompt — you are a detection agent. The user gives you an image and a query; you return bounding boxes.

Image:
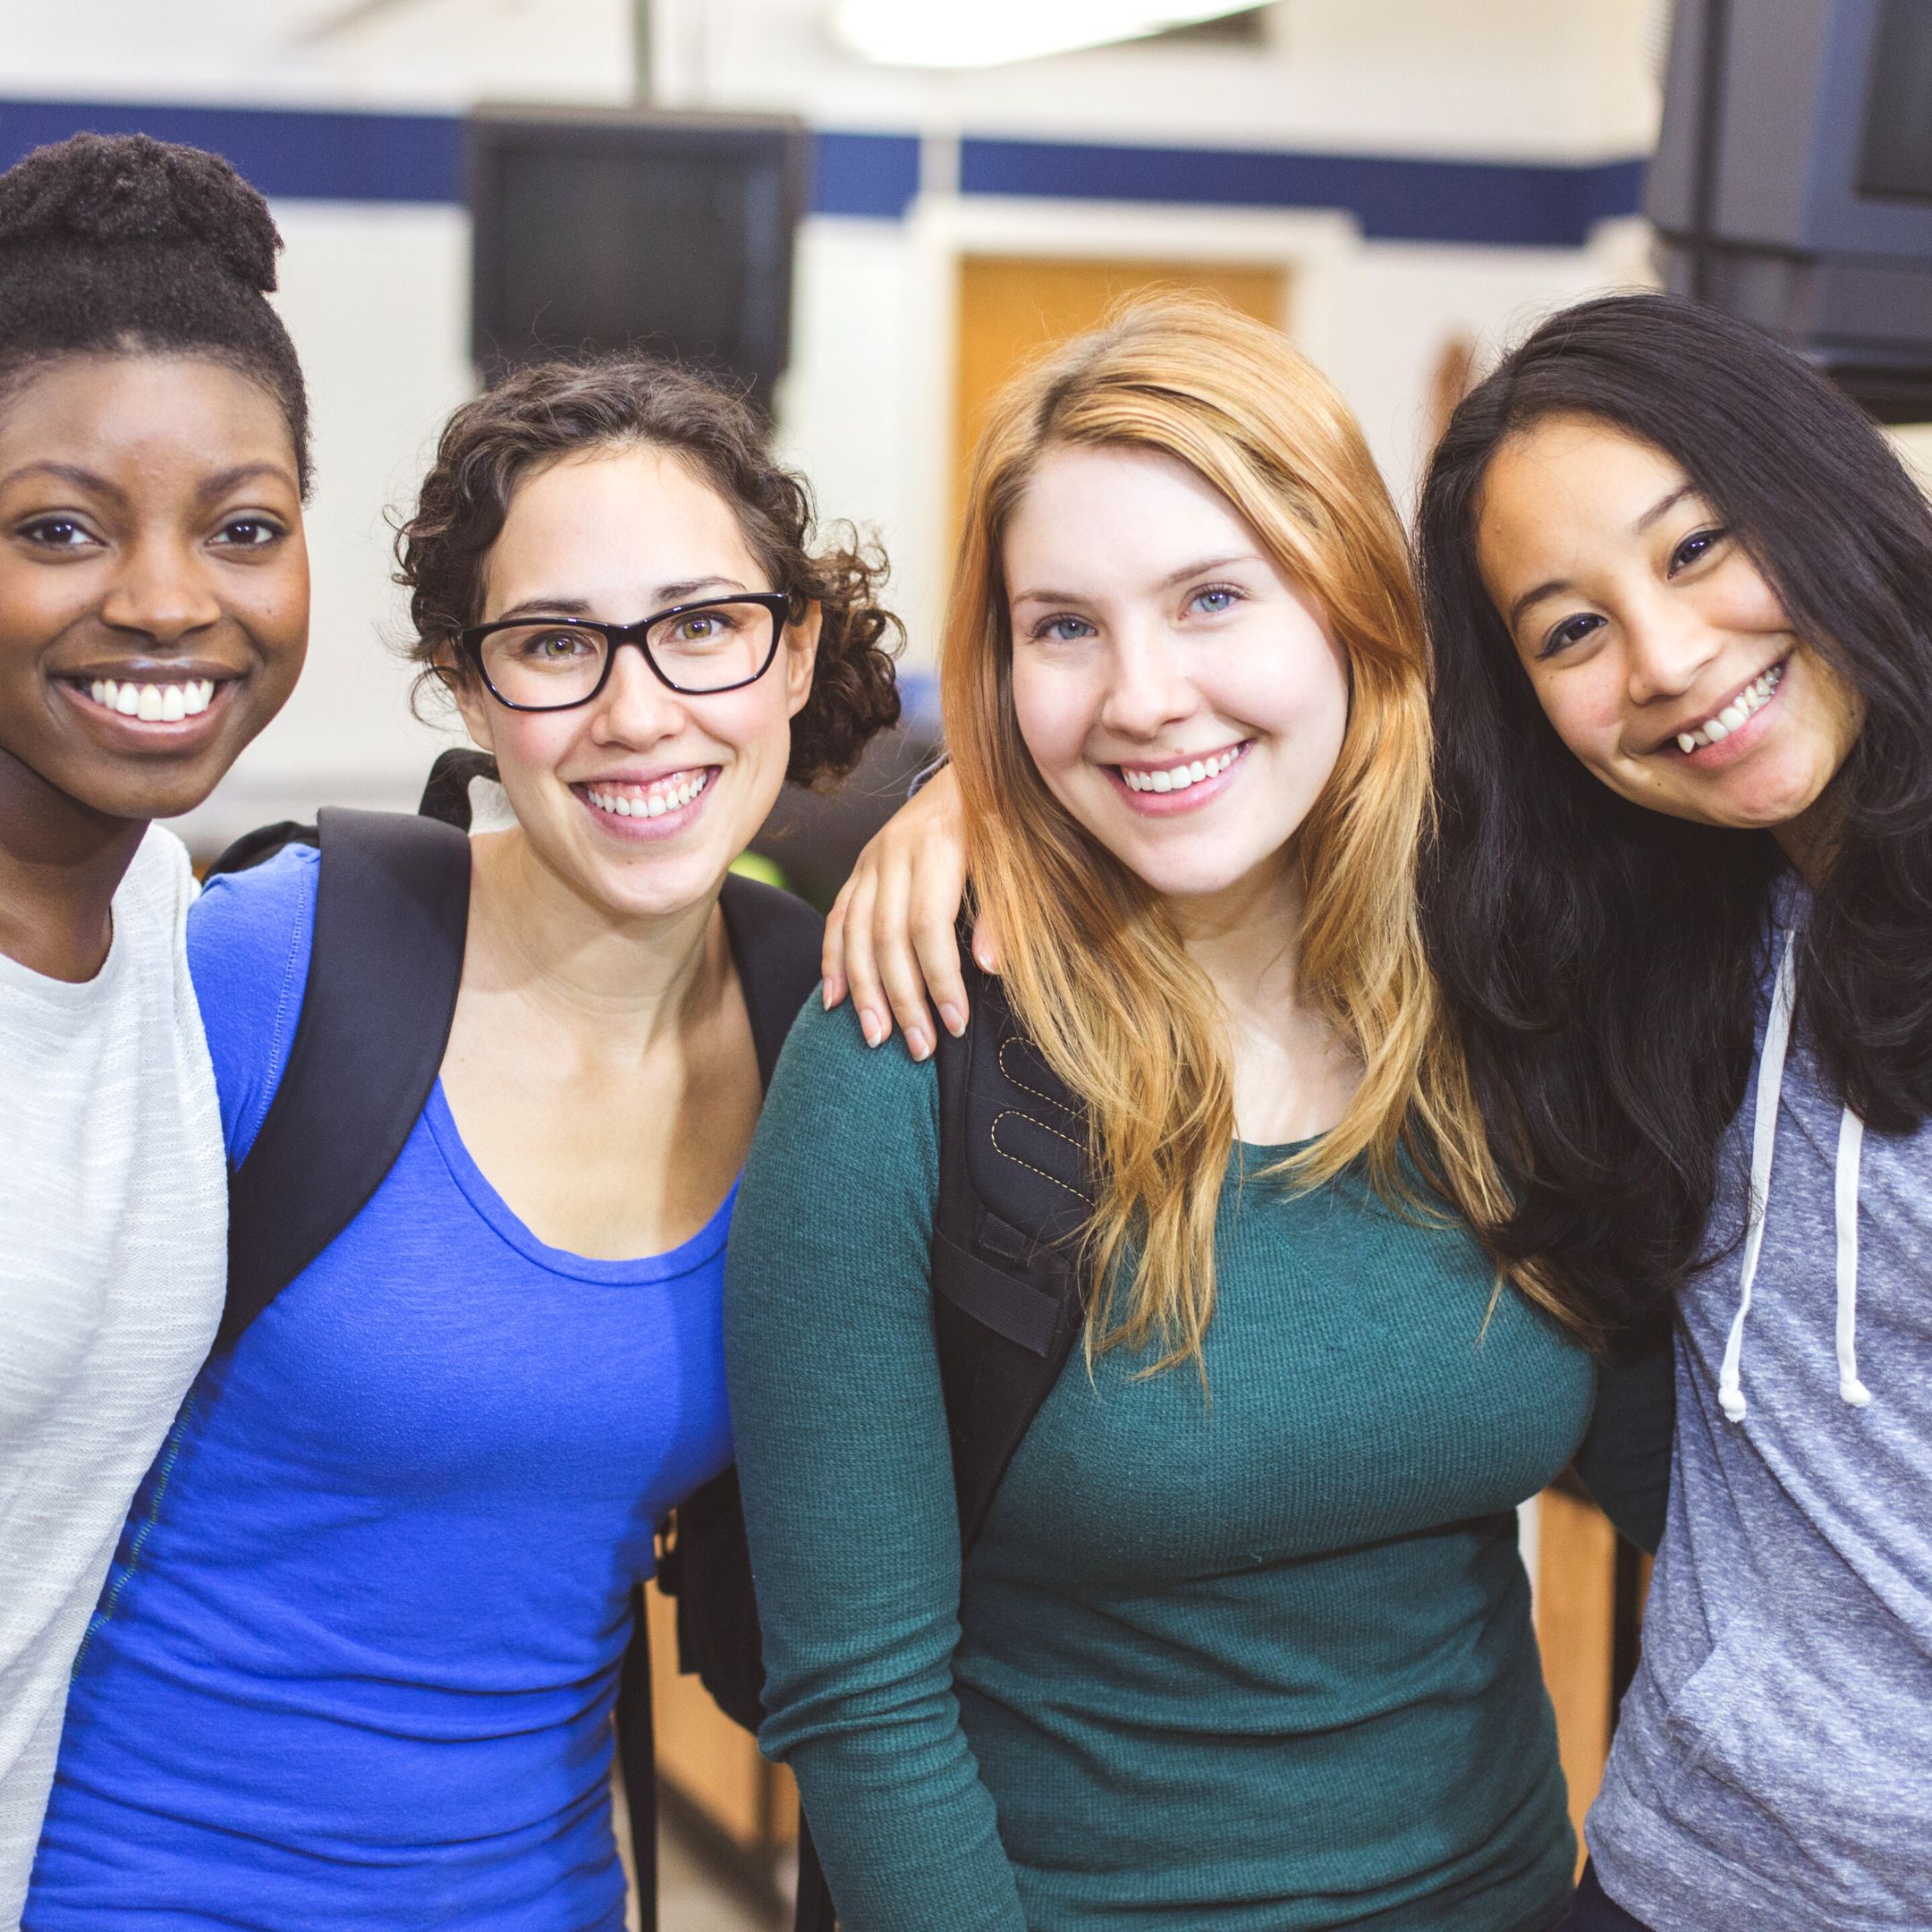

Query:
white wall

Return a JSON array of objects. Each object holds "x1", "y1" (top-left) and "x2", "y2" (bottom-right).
[{"x1": 5, "y1": 0, "x2": 1669, "y2": 845}]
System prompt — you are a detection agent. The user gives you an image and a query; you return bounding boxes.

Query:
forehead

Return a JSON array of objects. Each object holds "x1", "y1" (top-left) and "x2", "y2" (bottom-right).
[
  {"x1": 485, "y1": 444, "x2": 758, "y2": 602},
  {"x1": 1004, "y1": 442, "x2": 1259, "y2": 589},
  {"x1": 1476, "y1": 415, "x2": 1692, "y2": 589},
  {"x1": 0, "y1": 353, "x2": 298, "y2": 480}
]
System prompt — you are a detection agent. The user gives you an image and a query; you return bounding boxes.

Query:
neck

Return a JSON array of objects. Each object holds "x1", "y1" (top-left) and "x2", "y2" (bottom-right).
[
  {"x1": 463, "y1": 827, "x2": 728, "y2": 1051},
  {"x1": 1165, "y1": 852, "x2": 1362, "y2": 1146},
  {"x1": 0, "y1": 750, "x2": 148, "y2": 982},
  {"x1": 1774, "y1": 790, "x2": 1842, "y2": 888},
  {"x1": 1166, "y1": 856, "x2": 1307, "y2": 1022}
]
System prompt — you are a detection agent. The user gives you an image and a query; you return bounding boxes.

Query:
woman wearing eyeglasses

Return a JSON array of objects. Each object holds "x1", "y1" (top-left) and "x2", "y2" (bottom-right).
[{"x1": 24, "y1": 358, "x2": 900, "y2": 1931}]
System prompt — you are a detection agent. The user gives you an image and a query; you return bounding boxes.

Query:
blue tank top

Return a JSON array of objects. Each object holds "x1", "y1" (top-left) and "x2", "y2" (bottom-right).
[{"x1": 28, "y1": 844, "x2": 736, "y2": 1930}]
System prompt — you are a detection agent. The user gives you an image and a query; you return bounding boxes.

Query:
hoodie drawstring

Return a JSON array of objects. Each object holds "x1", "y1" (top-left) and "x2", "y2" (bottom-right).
[{"x1": 1717, "y1": 931, "x2": 1872, "y2": 1422}]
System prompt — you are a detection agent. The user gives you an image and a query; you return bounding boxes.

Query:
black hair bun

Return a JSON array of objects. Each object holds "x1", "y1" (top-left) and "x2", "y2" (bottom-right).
[{"x1": 0, "y1": 132, "x2": 281, "y2": 292}]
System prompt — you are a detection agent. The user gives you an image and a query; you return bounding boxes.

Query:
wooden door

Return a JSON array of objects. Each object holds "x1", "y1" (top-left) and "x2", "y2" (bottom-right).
[
  {"x1": 952, "y1": 255, "x2": 1287, "y2": 532},
  {"x1": 1536, "y1": 1487, "x2": 1653, "y2": 1868}
]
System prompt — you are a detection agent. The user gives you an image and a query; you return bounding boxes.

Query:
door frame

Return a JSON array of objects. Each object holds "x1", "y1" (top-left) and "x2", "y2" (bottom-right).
[{"x1": 895, "y1": 190, "x2": 1362, "y2": 652}]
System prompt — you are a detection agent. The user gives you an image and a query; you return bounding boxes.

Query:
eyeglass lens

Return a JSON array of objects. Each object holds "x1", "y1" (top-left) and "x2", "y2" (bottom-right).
[{"x1": 479, "y1": 602, "x2": 776, "y2": 706}]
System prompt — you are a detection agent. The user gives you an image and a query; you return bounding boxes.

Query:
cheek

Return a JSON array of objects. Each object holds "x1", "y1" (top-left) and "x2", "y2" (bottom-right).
[
  {"x1": 487, "y1": 709, "x2": 586, "y2": 786},
  {"x1": 1525, "y1": 663, "x2": 1621, "y2": 764},
  {"x1": 1705, "y1": 556, "x2": 1790, "y2": 635},
  {"x1": 1009, "y1": 657, "x2": 1092, "y2": 780}
]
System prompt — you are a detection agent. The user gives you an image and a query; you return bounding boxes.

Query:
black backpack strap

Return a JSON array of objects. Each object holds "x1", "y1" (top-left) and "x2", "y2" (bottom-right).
[
  {"x1": 931, "y1": 958, "x2": 1092, "y2": 1548},
  {"x1": 216, "y1": 806, "x2": 471, "y2": 1352},
  {"x1": 717, "y1": 870, "x2": 825, "y2": 1084}
]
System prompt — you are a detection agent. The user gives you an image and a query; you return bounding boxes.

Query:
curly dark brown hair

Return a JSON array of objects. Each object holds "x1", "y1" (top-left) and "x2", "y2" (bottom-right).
[{"x1": 394, "y1": 355, "x2": 901, "y2": 786}]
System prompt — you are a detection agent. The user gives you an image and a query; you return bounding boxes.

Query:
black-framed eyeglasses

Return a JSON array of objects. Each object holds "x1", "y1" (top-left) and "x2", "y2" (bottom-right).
[{"x1": 458, "y1": 592, "x2": 790, "y2": 711}]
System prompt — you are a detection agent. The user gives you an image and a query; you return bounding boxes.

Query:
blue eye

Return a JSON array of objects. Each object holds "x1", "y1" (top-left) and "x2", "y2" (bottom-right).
[
  {"x1": 1189, "y1": 585, "x2": 1241, "y2": 616},
  {"x1": 1540, "y1": 611, "x2": 1606, "y2": 658},
  {"x1": 1669, "y1": 527, "x2": 1725, "y2": 574},
  {"x1": 1034, "y1": 614, "x2": 1097, "y2": 644}
]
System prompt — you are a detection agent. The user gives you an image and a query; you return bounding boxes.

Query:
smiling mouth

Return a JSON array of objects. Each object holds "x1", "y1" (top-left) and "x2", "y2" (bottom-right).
[
  {"x1": 579, "y1": 768, "x2": 716, "y2": 819},
  {"x1": 70, "y1": 674, "x2": 224, "y2": 723},
  {"x1": 1669, "y1": 660, "x2": 1785, "y2": 754},
  {"x1": 1116, "y1": 744, "x2": 1247, "y2": 794}
]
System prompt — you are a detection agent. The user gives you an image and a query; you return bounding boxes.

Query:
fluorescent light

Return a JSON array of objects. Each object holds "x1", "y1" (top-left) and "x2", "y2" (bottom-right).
[{"x1": 831, "y1": 0, "x2": 1266, "y2": 70}]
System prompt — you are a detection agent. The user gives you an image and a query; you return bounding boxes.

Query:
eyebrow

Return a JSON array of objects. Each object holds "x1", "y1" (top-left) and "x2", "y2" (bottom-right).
[
  {"x1": 1011, "y1": 552, "x2": 1265, "y2": 609},
  {"x1": 198, "y1": 462, "x2": 300, "y2": 499},
  {"x1": 0, "y1": 461, "x2": 124, "y2": 499},
  {"x1": 1504, "y1": 484, "x2": 1704, "y2": 632},
  {"x1": 490, "y1": 577, "x2": 748, "y2": 623},
  {"x1": 1632, "y1": 481, "x2": 1698, "y2": 535},
  {"x1": 0, "y1": 459, "x2": 299, "y2": 500}
]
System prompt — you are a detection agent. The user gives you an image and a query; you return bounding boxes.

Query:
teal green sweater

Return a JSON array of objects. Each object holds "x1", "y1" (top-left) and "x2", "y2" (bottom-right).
[{"x1": 724, "y1": 1000, "x2": 1597, "y2": 1932}]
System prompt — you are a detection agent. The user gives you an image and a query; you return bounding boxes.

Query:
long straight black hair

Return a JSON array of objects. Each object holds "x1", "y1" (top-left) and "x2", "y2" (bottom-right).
[{"x1": 1417, "y1": 292, "x2": 1932, "y2": 1337}]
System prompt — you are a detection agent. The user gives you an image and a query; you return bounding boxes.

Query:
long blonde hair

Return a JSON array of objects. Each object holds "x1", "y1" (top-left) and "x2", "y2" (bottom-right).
[{"x1": 942, "y1": 295, "x2": 1583, "y2": 1374}]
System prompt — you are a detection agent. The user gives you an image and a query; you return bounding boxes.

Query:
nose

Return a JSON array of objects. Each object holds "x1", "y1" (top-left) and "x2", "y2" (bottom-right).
[
  {"x1": 589, "y1": 641, "x2": 688, "y2": 748},
  {"x1": 98, "y1": 534, "x2": 223, "y2": 646},
  {"x1": 1622, "y1": 589, "x2": 1724, "y2": 708},
  {"x1": 1098, "y1": 623, "x2": 1195, "y2": 741}
]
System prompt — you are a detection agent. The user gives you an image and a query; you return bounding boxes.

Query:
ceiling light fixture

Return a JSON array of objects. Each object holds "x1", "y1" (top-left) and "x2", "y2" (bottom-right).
[{"x1": 830, "y1": 0, "x2": 1268, "y2": 70}]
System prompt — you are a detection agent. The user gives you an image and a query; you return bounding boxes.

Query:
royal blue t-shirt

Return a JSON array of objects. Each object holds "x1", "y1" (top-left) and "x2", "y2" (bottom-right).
[{"x1": 27, "y1": 845, "x2": 736, "y2": 1930}]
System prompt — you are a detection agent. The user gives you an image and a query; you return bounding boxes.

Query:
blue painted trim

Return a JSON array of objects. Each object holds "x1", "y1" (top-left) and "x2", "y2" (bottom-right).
[
  {"x1": 961, "y1": 137, "x2": 1644, "y2": 248},
  {"x1": 0, "y1": 97, "x2": 1641, "y2": 244},
  {"x1": 813, "y1": 129, "x2": 922, "y2": 218},
  {"x1": 0, "y1": 99, "x2": 461, "y2": 203}
]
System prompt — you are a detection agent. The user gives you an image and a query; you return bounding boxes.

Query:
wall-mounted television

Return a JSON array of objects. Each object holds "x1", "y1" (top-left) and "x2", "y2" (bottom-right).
[
  {"x1": 468, "y1": 106, "x2": 809, "y2": 412},
  {"x1": 1648, "y1": 0, "x2": 1932, "y2": 419}
]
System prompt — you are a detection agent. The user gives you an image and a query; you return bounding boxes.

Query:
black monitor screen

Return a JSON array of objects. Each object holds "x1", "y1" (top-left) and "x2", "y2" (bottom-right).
[
  {"x1": 470, "y1": 114, "x2": 805, "y2": 403},
  {"x1": 1860, "y1": 0, "x2": 1932, "y2": 202}
]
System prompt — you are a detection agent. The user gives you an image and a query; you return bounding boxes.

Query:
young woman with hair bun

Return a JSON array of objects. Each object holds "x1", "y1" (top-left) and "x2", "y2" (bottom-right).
[
  {"x1": 724, "y1": 297, "x2": 1666, "y2": 1932},
  {"x1": 26, "y1": 358, "x2": 900, "y2": 1927},
  {"x1": 0, "y1": 131, "x2": 310, "y2": 1919}
]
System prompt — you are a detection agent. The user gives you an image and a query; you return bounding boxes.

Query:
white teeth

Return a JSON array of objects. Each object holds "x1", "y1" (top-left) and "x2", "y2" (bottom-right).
[
  {"x1": 1675, "y1": 663, "x2": 1785, "y2": 752},
  {"x1": 1122, "y1": 746, "x2": 1241, "y2": 794},
  {"x1": 80, "y1": 676, "x2": 216, "y2": 719},
  {"x1": 586, "y1": 771, "x2": 711, "y2": 819}
]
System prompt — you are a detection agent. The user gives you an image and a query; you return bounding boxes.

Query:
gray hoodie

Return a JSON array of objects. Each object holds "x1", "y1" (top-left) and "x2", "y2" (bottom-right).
[{"x1": 1589, "y1": 883, "x2": 1932, "y2": 1929}]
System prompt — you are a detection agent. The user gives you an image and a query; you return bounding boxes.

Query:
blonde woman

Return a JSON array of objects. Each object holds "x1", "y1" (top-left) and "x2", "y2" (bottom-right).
[{"x1": 724, "y1": 300, "x2": 1657, "y2": 1932}]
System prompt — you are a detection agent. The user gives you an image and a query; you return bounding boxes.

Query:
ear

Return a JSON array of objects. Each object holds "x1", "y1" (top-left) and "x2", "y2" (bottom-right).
[
  {"x1": 438, "y1": 648, "x2": 499, "y2": 754},
  {"x1": 783, "y1": 601, "x2": 823, "y2": 722}
]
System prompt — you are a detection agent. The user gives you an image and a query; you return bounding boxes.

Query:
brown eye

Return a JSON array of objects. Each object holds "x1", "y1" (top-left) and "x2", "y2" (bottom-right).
[
  {"x1": 1540, "y1": 611, "x2": 1606, "y2": 659},
  {"x1": 19, "y1": 517, "x2": 94, "y2": 549},
  {"x1": 1669, "y1": 528, "x2": 1726, "y2": 575}
]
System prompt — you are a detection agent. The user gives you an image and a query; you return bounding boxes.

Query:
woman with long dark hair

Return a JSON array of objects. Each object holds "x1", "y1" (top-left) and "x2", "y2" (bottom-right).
[{"x1": 1416, "y1": 292, "x2": 1928, "y2": 1932}]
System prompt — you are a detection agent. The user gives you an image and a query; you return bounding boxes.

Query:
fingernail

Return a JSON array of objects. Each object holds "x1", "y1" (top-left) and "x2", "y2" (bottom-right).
[
  {"x1": 907, "y1": 1028, "x2": 931, "y2": 1062},
  {"x1": 939, "y1": 1003, "x2": 965, "y2": 1037},
  {"x1": 860, "y1": 1011, "x2": 884, "y2": 1048},
  {"x1": 821, "y1": 978, "x2": 838, "y2": 1010}
]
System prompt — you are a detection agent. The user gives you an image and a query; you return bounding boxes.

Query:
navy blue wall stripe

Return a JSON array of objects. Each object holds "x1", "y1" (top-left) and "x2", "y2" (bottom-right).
[
  {"x1": 961, "y1": 138, "x2": 1645, "y2": 248},
  {"x1": 0, "y1": 98, "x2": 1640, "y2": 243},
  {"x1": 0, "y1": 99, "x2": 463, "y2": 204}
]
